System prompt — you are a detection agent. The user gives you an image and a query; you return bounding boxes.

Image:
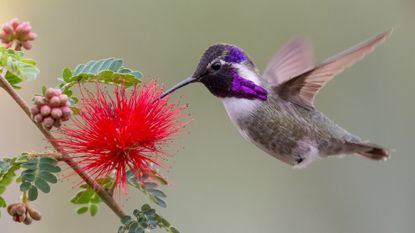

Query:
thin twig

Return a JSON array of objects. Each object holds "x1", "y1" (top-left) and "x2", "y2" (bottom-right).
[
  {"x1": 26, "y1": 151, "x2": 64, "y2": 161},
  {"x1": 0, "y1": 68, "x2": 126, "y2": 218}
]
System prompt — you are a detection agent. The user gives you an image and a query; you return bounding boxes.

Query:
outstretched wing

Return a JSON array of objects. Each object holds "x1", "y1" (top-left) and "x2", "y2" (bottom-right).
[
  {"x1": 263, "y1": 38, "x2": 314, "y2": 86},
  {"x1": 276, "y1": 30, "x2": 392, "y2": 110}
]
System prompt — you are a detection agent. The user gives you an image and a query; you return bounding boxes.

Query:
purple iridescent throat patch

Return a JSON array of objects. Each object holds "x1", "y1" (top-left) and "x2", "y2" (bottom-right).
[{"x1": 229, "y1": 70, "x2": 268, "y2": 101}]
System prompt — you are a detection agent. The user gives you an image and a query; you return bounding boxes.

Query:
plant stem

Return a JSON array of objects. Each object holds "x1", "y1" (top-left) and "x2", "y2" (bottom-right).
[
  {"x1": 0, "y1": 68, "x2": 126, "y2": 218},
  {"x1": 27, "y1": 152, "x2": 64, "y2": 161}
]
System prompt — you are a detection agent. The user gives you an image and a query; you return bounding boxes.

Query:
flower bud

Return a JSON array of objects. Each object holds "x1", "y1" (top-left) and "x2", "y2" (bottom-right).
[
  {"x1": 61, "y1": 106, "x2": 72, "y2": 116},
  {"x1": 28, "y1": 208, "x2": 42, "y2": 221},
  {"x1": 34, "y1": 96, "x2": 45, "y2": 105},
  {"x1": 33, "y1": 87, "x2": 71, "y2": 129},
  {"x1": 21, "y1": 41, "x2": 32, "y2": 50},
  {"x1": 43, "y1": 117, "x2": 54, "y2": 128},
  {"x1": 7, "y1": 203, "x2": 17, "y2": 215},
  {"x1": 51, "y1": 108, "x2": 63, "y2": 119},
  {"x1": 0, "y1": 18, "x2": 37, "y2": 50},
  {"x1": 2, "y1": 24, "x2": 13, "y2": 34},
  {"x1": 49, "y1": 96, "x2": 61, "y2": 107},
  {"x1": 10, "y1": 18, "x2": 19, "y2": 29},
  {"x1": 40, "y1": 105, "x2": 51, "y2": 116},
  {"x1": 45, "y1": 88, "x2": 58, "y2": 99},
  {"x1": 30, "y1": 105, "x2": 40, "y2": 115},
  {"x1": 23, "y1": 215, "x2": 33, "y2": 225},
  {"x1": 13, "y1": 215, "x2": 21, "y2": 222},
  {"x1": 33, "y1": 114, "x2": 43, "y2": 123},
  {"x1": 15, "y1": 203, "x2": 26, "y2": 215},
  {"x1": 59, "y1": 94, "x2": 69, "y2": 105}
]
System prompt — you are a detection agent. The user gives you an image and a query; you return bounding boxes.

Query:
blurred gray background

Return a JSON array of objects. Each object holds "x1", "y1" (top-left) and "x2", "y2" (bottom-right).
[{"x1": 0, "y1": 0, "x2": 414, "y2": 232}]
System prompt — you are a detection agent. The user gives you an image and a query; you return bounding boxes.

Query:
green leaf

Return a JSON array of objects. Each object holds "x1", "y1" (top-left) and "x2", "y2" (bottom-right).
[
  {"x1": 90, "y1": 194, "x2": 101, "y2": 204},
  {"x1": 70, "y1": 178, "x2": 112, "y2": 217},
  {"x1": 21, "y1": 172, "x2": 35, "y2": 182},
  {"x1": 121, "y1": 215, "x2": 132, "y2": 225},
  {"x1": 39, "y1": 157, "x2": 58, "y2": 165},
  {"x1": 0, "y1": 196, "x2": 6, "y2": 208},
  {"x1": 153, "y1": 197, "x2": 166, "y2": 208},
  {"x1": 5, "y1": 72, "x2": 23, "y2": 89},
  {"x1": 42, "y1": 85, "x2": 47, "y2": 95},
  {"x1": 19, "y1": 157, "x2": 60, "y2": 201},
  {"x1": 149, "y1": 189, "x2": 166, "y2": 198},
  {"x1": 62, "y1": 58, "x2": 142, "y2": 88},
  {"x1": 76, "y1": 206, "x2": 89, "y2": 215},
  {"x1": 0, "y1": 156, "x2": 22, "y2": 210},
  {"x1": 20, "y1": 182, "x2": 31, "y2": 192},
  {"x1": 39, "y1": 171, "x2": 57, "y2": 184},
  {"x1": 71, "y1": 190, "x2": 93, "y2": 204},
  {"x1": 39, "y1": 163, "x2": 61, "y2": 173},
  {"x1": 28, "y1": 186, "x2": 38, "y2": 201},
  {"x1": 119, "y1": 204, "x2": 179, "y2": 233},
  {"x1": 118, "y1": 226, "x2": 126, "y2": 233},
  {"x1": 129, "y1": 222, "x2": 138, "y2": 233},
  {"x1": 89, "y1": 204, "x2": 98, "y2": 216},
  {"x1": 34, "y1": 177, "x2": 50, "y2": 193},
  {"x1": 62, "y1": 68, "x2": 73, "y2": 82},
  {"x1": 0, "y1": 47, "x2": 39, "y2": 87},
  {"x1": 169, "y1": 227, "x2": 180, "y2": 233}
]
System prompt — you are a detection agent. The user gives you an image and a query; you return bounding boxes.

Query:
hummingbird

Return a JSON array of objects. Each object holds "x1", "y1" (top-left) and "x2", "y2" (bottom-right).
[{"x1": 160, "y1": 30, "x2": 392, "y2": 168}]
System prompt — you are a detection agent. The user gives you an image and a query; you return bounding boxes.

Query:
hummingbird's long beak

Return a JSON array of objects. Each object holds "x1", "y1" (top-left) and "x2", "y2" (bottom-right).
[{"x1": 159, "y1": 76, "x2": 197, "y2": 99}]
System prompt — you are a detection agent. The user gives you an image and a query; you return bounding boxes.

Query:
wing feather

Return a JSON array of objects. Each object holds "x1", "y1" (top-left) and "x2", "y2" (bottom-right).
[
  {"x1": 276, "y1": 30, "x2": 392, "y2": 109},
  {"x1": 263, "y1": 39, "x2": 314, "y2": 86}
]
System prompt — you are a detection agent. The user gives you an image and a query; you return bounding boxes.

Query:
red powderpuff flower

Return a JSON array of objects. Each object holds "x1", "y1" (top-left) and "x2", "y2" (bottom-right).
[{"x1": 56, "y1": 81, "x2": 187, "y2": 190}]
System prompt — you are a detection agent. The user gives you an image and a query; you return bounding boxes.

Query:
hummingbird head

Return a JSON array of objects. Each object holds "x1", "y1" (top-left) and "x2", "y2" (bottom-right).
[{"x1": 160, "y1": 44, "x2": 268, "y2": 101}]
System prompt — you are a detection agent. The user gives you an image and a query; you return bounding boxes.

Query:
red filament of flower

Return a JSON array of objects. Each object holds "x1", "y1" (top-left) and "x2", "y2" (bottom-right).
[{"x1": 57, "y1": 81, "x2": 187, "y2": 190}]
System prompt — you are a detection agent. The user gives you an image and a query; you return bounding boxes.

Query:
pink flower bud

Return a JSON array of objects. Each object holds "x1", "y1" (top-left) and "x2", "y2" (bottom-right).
[
  {"x1": 59, "y1": 94, "x2": 68, "y2": 105},
  {"x1": 10, "y1": 18, "x2": 19, "y2": 29},
  {"x1": 0, "y1": 31, "x2": 9, "y2": 43},
  {"x1": 0, "y1": 18, "x2": 37, "y2": 50},
  {"x1": 27, "y1": 208, "x2": 41, "y2": 221},
  {"x1": 15, "y1": 204, "x2": 26, "y2": 215},
  {"x1": 51, "y1": 108, "x2": 62, "y2": 119},
  {"x1": 40, "y1": 105, "x2": 51, "y2": 116},
  {"x1": 33, "y1": 96, "x2": 45, "y2": 105},
  {"x1": 23, "y1": 215, "x2": 33, "y2": 225},
  {"x1": 61, "y1": 106, "x2": 72, "y2": 117},
  {"x1": 21, "y1": 41, "x2": 32, "y2": 50},
  {"x1": 33, "y1": 114, "x2": 43, "y2": 123},
  {"x1": 30, "y1": 105, "x2": 40, "y2": 115},
  {"x1": 49, "y1": 96, "x2": 61, "y2": 107},
  {"x1": 45, "y1": 88, "x2": 56, "y2": 99},
  {"x1": 2, "y1": 24, "x2": 13, "y2": 34},
  {"x1": 43, "y1": 117, "x2": 54, "y2": 128},
  {"x1": 23, "y1": 32, "x2": 37, "y2": 41},
  {"x1": 16, "y1": 23, "x2": 29, "y2": 34}
]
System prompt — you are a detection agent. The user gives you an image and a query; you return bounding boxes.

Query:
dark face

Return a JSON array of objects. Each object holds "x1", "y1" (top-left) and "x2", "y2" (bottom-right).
[{"x1": 160, "y1": 44, "x2": 267, "y2": 101}]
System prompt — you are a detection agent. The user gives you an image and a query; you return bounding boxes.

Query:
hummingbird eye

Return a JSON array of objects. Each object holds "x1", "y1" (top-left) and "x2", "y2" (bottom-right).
[{"x1": 209, "y1": 61, "x2": 222, "y2": 71}]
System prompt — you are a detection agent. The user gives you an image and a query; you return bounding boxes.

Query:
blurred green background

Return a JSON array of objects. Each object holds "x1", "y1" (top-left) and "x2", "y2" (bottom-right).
[{"x1": 1, "y1": 0, "x2": 414, "y2": 232}]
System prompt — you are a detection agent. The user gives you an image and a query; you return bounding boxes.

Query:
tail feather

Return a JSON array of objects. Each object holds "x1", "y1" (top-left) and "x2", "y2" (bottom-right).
[{"x1": 346, "y1": 142, "x2": 390, "y2": 161}]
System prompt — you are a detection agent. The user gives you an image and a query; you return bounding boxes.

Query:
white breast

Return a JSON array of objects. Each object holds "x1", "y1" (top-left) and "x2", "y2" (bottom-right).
[
  {"x1": 222, "y1": 97, "x2": 258, "y2": 119},
  {"x1": 223, "y1": 63, "x2": 264, "y2": 119}
]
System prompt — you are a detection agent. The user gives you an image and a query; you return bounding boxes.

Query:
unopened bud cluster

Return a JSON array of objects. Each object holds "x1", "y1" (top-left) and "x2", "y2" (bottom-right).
[
  {"x1": 0, "y1": 18, "x2": 37, "y2": 51},
  {"x1": 31, "y1": 88, "x2": 72, "y2": 130},
  {"x1": 7, "y1": 203, "x2": 41, "y2": 225}
]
